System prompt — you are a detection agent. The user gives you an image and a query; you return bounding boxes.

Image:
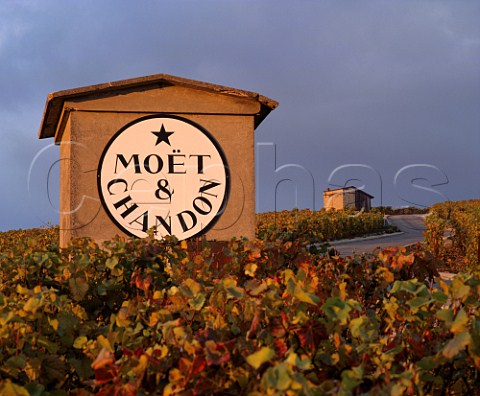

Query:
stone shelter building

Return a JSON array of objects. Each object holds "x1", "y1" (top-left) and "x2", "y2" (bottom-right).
[{"x1": 323, "y1": 186, "x2": 373, "y2": 212}]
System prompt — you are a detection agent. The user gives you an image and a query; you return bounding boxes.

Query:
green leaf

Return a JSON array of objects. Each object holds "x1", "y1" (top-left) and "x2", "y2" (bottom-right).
[
  {"x1": 349, "y1": 314, "x2": 378, "y2": 342},
  {"x1": 69, "y1": 277, "x2": 89, "y2": 302},
  {"x1": 341, "y1": 368, "x2": 361, "y2": 391},
  {"x1": 436, "y1": 308, "x2": 454, "y2": 324},
  {"x1": 286, "y1": 352, "x2": 312, "y2": 370},
  {"x1": 69, "y1": 357, "x2": 94, "y2": 378},
  {"x1": 24, "y1": 383, "x2": 45, "y2": 396},
  {"x1": 432, "y1": 291, "x2": 448, "y2": 304},
  {"x1": 407, "y1": 297, "x2": 431, "y2": 312},
  {"x1": 189, "y1": 293, "x2": 206, "y2": 311},
  {"x1": 40, "y1": 355, "x2": 66, "y2": 385},
  {"x1": 246, "y1": 347, "x2": 275, "y2": 369},
  {"x1": 417, "y1": 356, "x2": 440, "y2": 370},
  {"x1": 385, "y1": 345, "x2": 404, "y2": 356},
  {"x1": 226, "y1": 286, "x2": 245, "y2": 300},
  {"x1": 105, "y1": 257, "x2": 118, "y2": 270},
  {"x1": 349, "y1": 317, "x2": 367, "y2": 339},
  {"x1": 6, "y1": 354, "x2": 26, "y2": 370},
  {"x1": 442, "y1": 331, "x2": 471, "y2": 358},
  {"x1": 391, "y1": 279, "x2": 428, "y2": 296},
  {"x1": 321, "y1": 297, "x2": 352, "y2": 324},
  {"x1": 262, "y1": 362, "x2": 291, "y2": 391},
  {"x1": 37, "y1": 336, "x2": 60, "y2": 354}
]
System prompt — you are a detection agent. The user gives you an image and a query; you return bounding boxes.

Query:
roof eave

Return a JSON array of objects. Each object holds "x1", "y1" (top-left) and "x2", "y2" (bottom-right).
[{"x1": 38, "y1": 74, "x2": 278, "y2": 139}]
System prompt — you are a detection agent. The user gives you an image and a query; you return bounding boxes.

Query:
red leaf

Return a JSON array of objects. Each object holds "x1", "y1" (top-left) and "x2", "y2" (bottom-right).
[
  {"x1": 133, "y1": 271, "x2": 152, "y2": 292},
  {"x1": 247, "y1": 307, "x2": 262, "y2": 339},
  {"x1": 205, "y1": 340, "x2": 231, "y2": 366},
  {"x1": 293, "y1": 320, "x2": 326, "y2": 350},
  {"x1": 179, "y1": 357, "x2": 192, "y2": 373},
  {"x1": 270, "y1": 317, "x2": 286, "y2": 338},
  {"x1": 274, "y1": 339, "x2": 289, "y2": 357},
  {"x1": 134, "y1": 347, "x2": 144, "y2": 358},
  {"x1": 94, "y1": 367, "x2": 116, "y2": 385},
  {"x1": 123, "y1": 347, "x2": 133, "y2": 357},
  {"x1": 192, "y1": 355, "x2": 207, "y2": 374}
]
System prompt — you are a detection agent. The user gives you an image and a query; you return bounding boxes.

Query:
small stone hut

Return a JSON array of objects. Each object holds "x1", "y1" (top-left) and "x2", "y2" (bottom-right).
[{"x1": 323, "y1": 186, "x2": 373, "y2": 211}]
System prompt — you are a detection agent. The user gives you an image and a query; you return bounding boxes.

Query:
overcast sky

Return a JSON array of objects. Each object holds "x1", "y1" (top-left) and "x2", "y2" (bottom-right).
[{"x1": 1, "y1": 0, "x2": 479, "y2": 231}]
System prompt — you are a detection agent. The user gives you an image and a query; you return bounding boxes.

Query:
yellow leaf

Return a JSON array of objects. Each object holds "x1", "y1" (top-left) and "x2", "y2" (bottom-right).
[
  {"x1": 132, "y1": 354, "x2": 149, "y2": 376},
  {"x1": 49, "y1": 291, "x2": 57, "y2": 302},
  {"x1": 16, "y1": 285, "x2": 31, "y2": 295},
  {"x1": 451, "y1": 278, "x2": 471, "y2": 301},
  {"x1": 24, "y1": 297, "x2": 41, "y2": 313},
  {"x1": 72, "y1": 304, "x2": 88, "y2": 320},
  {"x1": 173, "y1": 327, "x2": 187, "y2": 345},
  {"x1": 49, "y1": 318, "x2": 59, "y2": 331},
  {"x1": 184, "y1": 340, "x2": 196, "y2": 355},
  {"x1": 331, "y1": 352, "x2": 340, "y2": 365},
  {"x1": 450, "y1": 308, "x2": 469, "y2": 335},
  {"x1": 163, "y1": 383, "x2": 176, "y2": 396},
  {"x1": 116, "y1": 301, "x2": 132, "y2": 327},
  {"x1": 0, "y1": 379, "x2": 30, "y2": 396},
  {"x1": 153, "y1": 344, "x2": 169, "y2": 359},
  {"x1": 97, "y1": 334, "x2": 113, "y2": 352},
  {"x1": 168, "y1": 368, "x2": 184, "y2": 383},
  {"x1": 73, "y1": 336, "x2": 88, "y2": 349},
  {"x1": 391, "y1": 383, "x2": 406, "y2": 396},
  {"x1": 149, "y1": 311, "x2": 161, "y2": 327},
  {"x1": 339, "y1": 281, "x2": 347, "y2": 301},
  {"x1": 286, "y1": 351, "x2": 298, "y2": 367},
  {"x1": 246, "y1": 347, "x2": 275, "y2": 369},
  {"x1": 245, "y1": 263, "x2": 258, "y2": 277},
  {"x1": 293, "y1": 285, "x2": 320, "y2": 305},
  {"x1": 183, "y1": 279, "x2": 202, "y2": 295}
]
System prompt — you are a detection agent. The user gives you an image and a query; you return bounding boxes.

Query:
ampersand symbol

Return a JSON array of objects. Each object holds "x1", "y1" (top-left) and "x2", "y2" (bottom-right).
[{"x1": 155, "y1": 179, "x2": 174, "y2": 202}]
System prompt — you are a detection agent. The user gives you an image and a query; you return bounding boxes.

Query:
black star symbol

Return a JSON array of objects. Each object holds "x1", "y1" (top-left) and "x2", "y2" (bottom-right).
[{"x1": 152, "y1": 124, "x2": 174, "y2": 146}]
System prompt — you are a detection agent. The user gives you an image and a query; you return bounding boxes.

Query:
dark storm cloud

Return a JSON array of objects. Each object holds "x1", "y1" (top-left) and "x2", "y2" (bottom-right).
[{"x1": 0, "y1": 0, "x2": 479, "y2": 229}]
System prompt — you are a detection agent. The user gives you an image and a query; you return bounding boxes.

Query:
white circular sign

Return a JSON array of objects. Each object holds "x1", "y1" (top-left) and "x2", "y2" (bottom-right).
[{"x1": 98, "y1": 115, "x2": 229, "y2": 240}]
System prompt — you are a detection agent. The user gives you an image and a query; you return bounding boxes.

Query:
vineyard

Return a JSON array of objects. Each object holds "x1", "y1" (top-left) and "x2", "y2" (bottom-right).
[
  {"x1": 425, "y1": 200, "x2": 480, "y2": 271},
  {"x1": 0, "y1": 208, "x2": 479, "y2": 395},
  {"x1": 256, "y1": 209, "x2": 390, "y2": 243}
]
